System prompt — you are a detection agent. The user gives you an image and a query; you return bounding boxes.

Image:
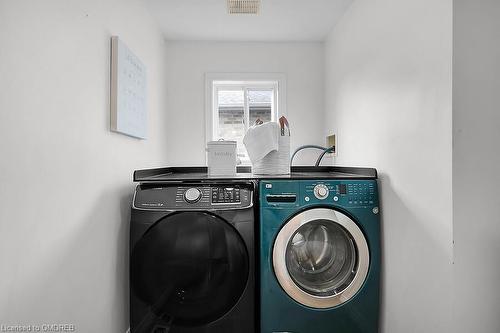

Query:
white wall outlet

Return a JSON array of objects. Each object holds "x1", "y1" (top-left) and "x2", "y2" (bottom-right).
[{"x1": 326, "y1": 134, "x2": 337, "y2": 157}]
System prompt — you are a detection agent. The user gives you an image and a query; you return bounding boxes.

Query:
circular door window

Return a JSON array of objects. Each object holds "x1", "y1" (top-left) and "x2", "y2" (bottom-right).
[
  {"x1": 131, "y1": 212, "x2": 249, "y2": 327},
  {"x1": 273, "y1": 208, "x2": 369, "y2": 308}
]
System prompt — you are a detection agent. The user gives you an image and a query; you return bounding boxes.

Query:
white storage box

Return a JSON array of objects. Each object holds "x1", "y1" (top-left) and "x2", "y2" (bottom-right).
[{"x1": 206, "y1": 141, "x2": 237, "y2": 176}]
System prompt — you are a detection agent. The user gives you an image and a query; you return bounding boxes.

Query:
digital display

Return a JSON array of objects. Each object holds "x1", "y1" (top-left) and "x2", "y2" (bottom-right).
[
  {"x1": 211, "y1": 187, "x2": 241, "y2": 203},
  {"x1": 340, "y1": 184, "x2": 347, "y2": 195}
]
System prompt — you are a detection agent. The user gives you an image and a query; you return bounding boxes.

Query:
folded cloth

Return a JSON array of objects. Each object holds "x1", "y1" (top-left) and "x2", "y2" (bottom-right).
[{"x1": 243, "y1": 122, "x2": 280, "y2": 164}]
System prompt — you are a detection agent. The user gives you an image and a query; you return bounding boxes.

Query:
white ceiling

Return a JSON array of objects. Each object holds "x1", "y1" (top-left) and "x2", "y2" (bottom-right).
[{"x1": 143, "y1": 0, "x2": 354, "y2": 42}]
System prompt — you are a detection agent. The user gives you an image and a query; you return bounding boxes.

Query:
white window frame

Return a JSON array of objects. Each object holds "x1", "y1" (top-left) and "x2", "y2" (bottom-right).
[{"x1": 205, "y1": 73, "x2": 287, "y2": 164}]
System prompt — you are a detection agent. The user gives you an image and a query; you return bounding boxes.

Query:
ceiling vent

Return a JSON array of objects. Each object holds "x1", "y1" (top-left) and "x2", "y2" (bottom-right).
[{"x1": 227, "y1": 0, "x2": 260, "y2": 14}]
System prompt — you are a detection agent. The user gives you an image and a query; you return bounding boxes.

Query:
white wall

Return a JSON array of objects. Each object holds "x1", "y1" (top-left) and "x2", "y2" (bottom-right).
[
  {"x1": 0, "y1": 0, "x2": 168, "y2": 331},
  {"x1": 324, "y1": 0, "x2": 453, "y2": 332},
  {"x1": 453, "y1": 1, "x2": 500, "y2": 332},
  {"x1": 164, "y1": 41, "x2": 325, "y2": 166}
]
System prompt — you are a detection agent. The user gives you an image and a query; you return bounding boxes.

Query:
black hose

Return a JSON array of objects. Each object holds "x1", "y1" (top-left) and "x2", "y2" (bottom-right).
[
  {"x1": 315, "y1": 146, "x2": 335, "y2": 166},
  {"x1": 290, "y1": 145, "x2": 335, "y2": 166}
]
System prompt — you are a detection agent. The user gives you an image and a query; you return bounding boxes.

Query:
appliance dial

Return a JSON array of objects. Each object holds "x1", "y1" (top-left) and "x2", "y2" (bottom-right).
[
  {"x1": 184, "y1": 188, "x2": 202, "y2": 203},
  {"x1": 314, "y1": 184, "x2": 329, "y2": 200}
]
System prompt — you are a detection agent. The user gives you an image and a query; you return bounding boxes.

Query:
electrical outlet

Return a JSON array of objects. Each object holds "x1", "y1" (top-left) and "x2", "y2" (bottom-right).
[{"x1": 326, "y1": 134, "x2": 337, "y2": 157}]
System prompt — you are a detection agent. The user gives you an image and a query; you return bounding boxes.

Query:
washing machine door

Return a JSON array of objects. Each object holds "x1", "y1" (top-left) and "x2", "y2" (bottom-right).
[
  {"x1": 273, "y1": 208, "x2": 369, "y2": 308},
  {"x1": 131, "y1": 211, "x2": 249, "y2": 329}
]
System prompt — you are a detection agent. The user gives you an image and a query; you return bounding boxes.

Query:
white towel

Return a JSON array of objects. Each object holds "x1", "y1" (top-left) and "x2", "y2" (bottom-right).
[{"x1": 243, "y1": 122, "x2": 280, "y2": 164}]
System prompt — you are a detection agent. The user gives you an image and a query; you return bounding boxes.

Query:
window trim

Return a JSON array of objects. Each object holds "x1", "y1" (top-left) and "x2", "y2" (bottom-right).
[{"x1": 205, "y1": 73, "x2": 287, "y2": 164}]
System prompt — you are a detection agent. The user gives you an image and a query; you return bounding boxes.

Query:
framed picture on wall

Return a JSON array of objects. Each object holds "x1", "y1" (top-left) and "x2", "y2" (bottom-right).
[{"x1": 110, "y1": 36, "x2": 147, "y2": 139}]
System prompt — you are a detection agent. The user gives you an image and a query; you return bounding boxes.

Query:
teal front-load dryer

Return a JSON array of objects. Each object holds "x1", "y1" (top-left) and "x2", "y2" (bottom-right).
[{"x1": 259, "y1": 179, "x2": 380, "y2": 333}]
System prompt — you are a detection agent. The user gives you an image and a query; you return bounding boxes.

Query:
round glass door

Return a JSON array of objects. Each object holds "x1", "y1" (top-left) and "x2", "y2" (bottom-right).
[
  {"x1": 131, "y1": 212, "x2": 249, "y2": 327},
  {"x1": 286, "y1": 220, "x2": 357, "y2": 296},
  {"x1": 273, "y1": 208, "x2": 369, "y2": 308}
]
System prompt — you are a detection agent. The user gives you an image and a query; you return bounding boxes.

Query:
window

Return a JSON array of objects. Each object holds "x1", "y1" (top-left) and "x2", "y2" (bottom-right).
[
  {"x1": 214, "y1": 83, "x2": 276, "y2": 162},
  {"x1": 206, "y1": 74, "x2": 286, "y2": 164}
]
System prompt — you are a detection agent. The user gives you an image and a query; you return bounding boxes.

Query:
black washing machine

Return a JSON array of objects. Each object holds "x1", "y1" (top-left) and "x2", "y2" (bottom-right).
[{"x1": 129, "y1": 181, "x2": 255, "y2": 333}]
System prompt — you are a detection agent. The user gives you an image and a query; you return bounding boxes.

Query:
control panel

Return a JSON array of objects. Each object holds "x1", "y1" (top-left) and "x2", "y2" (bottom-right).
[
  {"x1": 346, "y1": 182, "x2": 376, "y2": 206},
  {"x1": 261, "y1": 180, "x2": 378, "y2": 209},
  {"x1": 134, "y1": 184, "x2": 252, "y2": 210},
  {"x1": 211, "y1": 187, "x2": 241, "y2": 204}
]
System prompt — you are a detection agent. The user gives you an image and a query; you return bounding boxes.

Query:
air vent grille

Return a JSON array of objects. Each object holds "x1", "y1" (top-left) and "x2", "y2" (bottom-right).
[{"x1": 227, "y1": 0, "x2": 260, "y2": 14}]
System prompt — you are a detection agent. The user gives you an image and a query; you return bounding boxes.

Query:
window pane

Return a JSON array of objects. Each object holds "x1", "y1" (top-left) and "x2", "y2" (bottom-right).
[
  {"x1": 217, "y1": 90, "x2": 247, "y2": 159},
  {"x1": 249, "y1": 89, "x2": 273, "y2": 125}
]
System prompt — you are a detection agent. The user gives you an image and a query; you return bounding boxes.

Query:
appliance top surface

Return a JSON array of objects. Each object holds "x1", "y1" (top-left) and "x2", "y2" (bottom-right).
[{"x1": 134, "y1": 166, "x2": 377, "y2": 183}]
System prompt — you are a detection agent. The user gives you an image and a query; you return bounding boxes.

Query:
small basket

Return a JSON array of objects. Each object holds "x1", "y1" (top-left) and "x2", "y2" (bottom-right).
[{"x1": 252, "y1": 135, "x2": 290, "y2": 175}]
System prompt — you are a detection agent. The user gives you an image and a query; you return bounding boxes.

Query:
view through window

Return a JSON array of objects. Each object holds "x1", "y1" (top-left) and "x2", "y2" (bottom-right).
[{"x1": 212, "y1": 81, "x2": 278, "y2": 163}]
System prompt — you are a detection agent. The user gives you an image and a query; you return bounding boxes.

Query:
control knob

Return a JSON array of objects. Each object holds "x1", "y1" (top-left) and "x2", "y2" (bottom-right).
[
  {"x1": 313, "y1": 184, "x2": 329, "y2": 200},
  {"x1": 184, "y1": 188, "x2": 202, "y2": 203}
]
